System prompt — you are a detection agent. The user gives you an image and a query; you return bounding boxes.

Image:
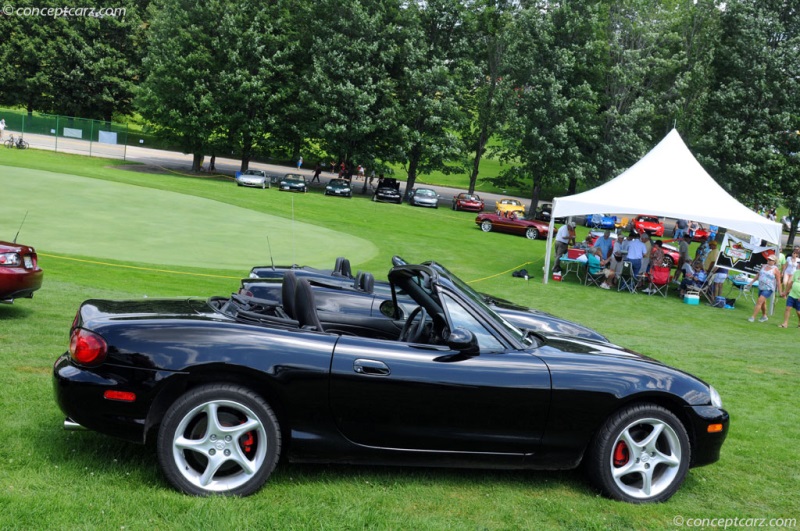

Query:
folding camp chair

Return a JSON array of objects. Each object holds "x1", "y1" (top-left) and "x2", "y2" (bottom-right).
[
  {"x1": 585, "y1": 267, "x2": 606, "y2": 288},
  {"x1": 617, "y1": 261, "x2": 637, "y2": 293},
  {"x1": 645, "y1": 265, "x2": 670, "y2": 297},
  {"x1": 685, "y1": 273, "x2": 715, "y2": 304}
]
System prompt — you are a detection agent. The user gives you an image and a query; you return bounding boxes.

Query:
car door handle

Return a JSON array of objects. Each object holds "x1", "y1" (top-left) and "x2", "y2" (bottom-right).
[{"x1": 353, "y1": 359, "x2": 390, "y2": 376}]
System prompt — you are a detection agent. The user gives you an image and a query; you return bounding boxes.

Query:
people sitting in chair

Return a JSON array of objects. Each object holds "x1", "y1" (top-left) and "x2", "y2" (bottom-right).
[
  {"x1": 574, "y1": 234, "x2": 594, "y2": 250},
  {"x1": 587, "y1": 247, "x2": 616, "y2": 290},
  {"x1": 592, "y1": 230, "x2": 613, "y2": 260},
  {"x1": 625, "y1": 232, "x2": 647, "y2": 278},
  {"x1": 679, "y1": 262, "x2": 707, "y2": 298},
  {"x1": 650, "y1": 240, "x2": 665, "y2": 268}
]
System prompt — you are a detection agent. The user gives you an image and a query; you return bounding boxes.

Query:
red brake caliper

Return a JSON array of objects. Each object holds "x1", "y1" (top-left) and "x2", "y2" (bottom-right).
[
  {"x1": 613, "y1": 441, "x2": 629, "y2": 467},
  {"x1": 241, "y1": 431, "x2": 255, "y2": 457}
]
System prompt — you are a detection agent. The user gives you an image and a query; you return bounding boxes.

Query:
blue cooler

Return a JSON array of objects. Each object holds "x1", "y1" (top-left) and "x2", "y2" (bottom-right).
[{"x1": 684, "y1": 294, "x2": 699, "y2": 305}]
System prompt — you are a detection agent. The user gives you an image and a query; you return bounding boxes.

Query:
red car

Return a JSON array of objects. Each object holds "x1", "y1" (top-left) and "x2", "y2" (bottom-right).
[
  {"x1": 475, "y1": 212, "x2": 549, "y2": 240},
  {"x1": 631, "y1": 215, "x2": 665, "y2": 237},
  {"x1": 451, "y1": 193, "x2": 484, "y2": 212},
  {"x1": 1, "y1": 241, "x2": 44, "y2": 303}
]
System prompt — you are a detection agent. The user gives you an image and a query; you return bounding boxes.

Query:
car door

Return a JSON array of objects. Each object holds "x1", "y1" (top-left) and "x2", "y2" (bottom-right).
[{"x1": 328, "y1": 293, "x2": 551, "y2": 456}]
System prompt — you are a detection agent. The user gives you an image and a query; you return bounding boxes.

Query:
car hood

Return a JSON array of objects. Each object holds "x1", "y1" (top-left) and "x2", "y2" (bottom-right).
[{"x1": 485, "y1": 295, "x2": 609, "y2": 343}]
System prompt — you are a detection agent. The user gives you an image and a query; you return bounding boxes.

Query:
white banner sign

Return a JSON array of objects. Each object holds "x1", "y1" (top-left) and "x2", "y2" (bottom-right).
[
  {"x1": 98, "y1": 131, "x2": 118, "y2": 145},
  {"x1": 63, "y1": 127, "x2": 83, "y2": 139}
]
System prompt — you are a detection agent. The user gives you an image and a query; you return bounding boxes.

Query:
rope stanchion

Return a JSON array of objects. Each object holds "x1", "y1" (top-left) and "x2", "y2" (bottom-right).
[
  {"x1": 467, "y1": 261, "x2": 536, "y2": 284},
  {"x1": 39, "y1": 253, "x2": 240, "y2": 279}
]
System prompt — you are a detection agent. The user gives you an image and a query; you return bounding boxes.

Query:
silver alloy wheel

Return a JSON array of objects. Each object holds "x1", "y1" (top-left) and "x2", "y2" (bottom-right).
[
  {"x1": 481, "y1": 220, "x2": 492, "y2": 232},
  {"x1": 609, "y1": 417, "x2": 682, "y2": 500},
  {"x1": 171, "y1": 399, "x2": 268, "y2": 492},
  {"x1": 525, "y1": 227, "x2": 539, "y2": 240}
]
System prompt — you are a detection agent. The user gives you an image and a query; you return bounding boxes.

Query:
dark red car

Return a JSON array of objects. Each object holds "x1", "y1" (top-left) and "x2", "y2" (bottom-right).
[
  {"x1": 1, "y1": 241, "x2": 44, "y2": 303},
  {"x1": 451, "y1": 193, "x2": 484, "y2": 212},
  {"x1": 631, "y1": 215, "x2": 665, "y2": 237},
  {"x1": 475, "y1": 212, "x2": 549, "y2": 240}
]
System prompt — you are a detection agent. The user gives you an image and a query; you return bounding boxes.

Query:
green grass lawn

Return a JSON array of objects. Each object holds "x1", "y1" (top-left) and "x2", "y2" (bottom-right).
[{"x1": 1, "y1": 149, "x2": 798, "y2": 529}]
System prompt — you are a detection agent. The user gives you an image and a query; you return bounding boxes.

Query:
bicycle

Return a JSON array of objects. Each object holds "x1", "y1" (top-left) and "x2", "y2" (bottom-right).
[{"x1": 4, "y1": 134, "x2": 29, "y2": 149}]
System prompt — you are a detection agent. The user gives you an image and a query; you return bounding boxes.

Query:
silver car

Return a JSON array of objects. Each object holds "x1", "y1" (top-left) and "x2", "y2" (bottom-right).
[
  {"x1": 409, "y1": 188, "x2": 439, "y2": 208},
  {"x1": 235, "y1": 169, "x2": 269, "y2": 189}
]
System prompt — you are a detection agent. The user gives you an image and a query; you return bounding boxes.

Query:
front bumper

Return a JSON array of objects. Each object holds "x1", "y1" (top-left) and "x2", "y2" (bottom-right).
[{"x1": 685, "y1": 405, "x2": 730, "y2": 467}]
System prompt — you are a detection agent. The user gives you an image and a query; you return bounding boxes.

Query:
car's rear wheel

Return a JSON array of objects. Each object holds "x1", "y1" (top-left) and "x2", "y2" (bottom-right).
[
  {"x1": 525, "y1": 227, "x2": 539, "y2": 240},
  {"x1": 586, "y1": 403, "x2": 690, "y2": 503},
  {"x1": 663, "y1": 256, "x2": 675, "y2": 268},
  {"x1": 157, "y1": 384, "x2": 281, "y2": 497},
  {"x1": 480, "y1": 220, "x2": 493, "y2": 232}
]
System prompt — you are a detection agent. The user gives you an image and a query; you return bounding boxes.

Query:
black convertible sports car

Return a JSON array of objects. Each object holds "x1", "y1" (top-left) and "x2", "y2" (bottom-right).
[{"x1": 53, "y1": 259, "x2": 728, "y2": 502}]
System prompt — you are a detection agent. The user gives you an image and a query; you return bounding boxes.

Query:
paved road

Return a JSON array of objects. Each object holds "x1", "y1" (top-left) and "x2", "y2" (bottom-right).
[{"x1": 14, "y1": 130, "x2": 530, "y2": 213}]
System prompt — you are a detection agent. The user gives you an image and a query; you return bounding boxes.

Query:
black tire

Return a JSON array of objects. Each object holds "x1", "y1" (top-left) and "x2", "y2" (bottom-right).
[
  {"x1": 586, "y1": 403, "x2": 690, "y2": 503},
  {"x1": 663, "y1": 256, "x2": 675, "y2": 268},
  {"x1": 480, "y1": 220, "x2": 493, "y2": 232},
  {"x1": 525, "y1": 227, "x2": 539, "y2": 240},
  {"x1": 157, "y1": 384, "x2": 281, "y2": 497}
]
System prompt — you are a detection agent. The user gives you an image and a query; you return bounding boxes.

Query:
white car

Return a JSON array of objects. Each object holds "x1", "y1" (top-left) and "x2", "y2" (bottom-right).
[
  {"x1": 781, "y1": 215, "x2": 799, "y2": 232},
  {"x1": 235, "y1": 169, "x2": 270, "y2": 189}
]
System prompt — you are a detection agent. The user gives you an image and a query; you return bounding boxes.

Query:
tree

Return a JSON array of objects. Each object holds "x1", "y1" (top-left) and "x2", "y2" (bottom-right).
[
  {"x1": 390, "y1": 0, "x2": 472, "y2": 199},
  {"x1": 138, "y1": 0, "x2": 225, "y2": 170},
  {"x1": 697, "y1": 0, "x2": 800, "y2": 247},
  {"x1": 459, "y1": 0, "x2": 517, "y2": 195},
  {"x1": 300, "y1": 0, "x2": 404, "y2": 175},
  {"x1": 498, "y1": 0, "x2": 606, "y2": 214},
  {"x1": 0, "y1": 0, "x2": 146, "y2": 120}
]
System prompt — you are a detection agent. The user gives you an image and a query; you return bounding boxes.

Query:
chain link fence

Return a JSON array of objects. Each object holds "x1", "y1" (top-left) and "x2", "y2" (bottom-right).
[{"x1": 0, "y1": 107, "x2": 180, "y2": 159}]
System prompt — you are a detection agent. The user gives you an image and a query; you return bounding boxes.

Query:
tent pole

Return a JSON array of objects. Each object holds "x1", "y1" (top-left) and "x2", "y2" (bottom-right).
[{"x1": 542, "y1": 199, "x2": 558, "y2": 284}]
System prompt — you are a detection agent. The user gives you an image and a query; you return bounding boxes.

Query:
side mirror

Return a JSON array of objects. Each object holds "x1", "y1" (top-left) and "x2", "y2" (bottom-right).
[
  {"x1": 446, "y1": 327, "x2": 479, "y2": 355},
  {"x1": 379, "y1": 300, "x2": 404, "y2": 320}
]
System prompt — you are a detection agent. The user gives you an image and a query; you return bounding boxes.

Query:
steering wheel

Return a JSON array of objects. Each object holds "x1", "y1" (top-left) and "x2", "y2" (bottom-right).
[{"x1": 399, "y1": 306, "x2": 429, "y2": 343}]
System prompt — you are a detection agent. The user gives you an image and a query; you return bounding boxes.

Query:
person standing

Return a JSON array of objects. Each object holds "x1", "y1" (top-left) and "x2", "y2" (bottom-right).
[
  {"x1": 297, "y1": 156, "x2": 303, "y2": 169},
  {"x1": 779, "y1": 263, "x2": 800, "y2": 328},
  {"x1": 311, "y1": 163, "x2": 322, "y2": 183},
  {"x1": 673, "y1": 234, "x2": 692, "y2": 283},
  {"x1": 781, "y1": 247, "x2": 799, "y2": 287},
  {"x1": 673, "y1": 219, "x2": 688, "y2": 239},
  {"x1": 625, "y1": 232, "x2": 647, "y2": 278},
  {"x1": 592, "y1": 230, "x2": 614, "y2": 260},
  {"x1": 747, "y1": 255, "x2": 782, "y2": 323},
  {"x1": 553, "y1": 221, "x2": 576, "y2": 273},
  {"x1": 0, "y1": 118, "x2": 5, "y2": 139}
]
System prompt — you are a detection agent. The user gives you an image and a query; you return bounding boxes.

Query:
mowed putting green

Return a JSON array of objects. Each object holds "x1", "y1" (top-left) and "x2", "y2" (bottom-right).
[{"x1": 1, "y1": 165, "x2": 376, "y2": 270}]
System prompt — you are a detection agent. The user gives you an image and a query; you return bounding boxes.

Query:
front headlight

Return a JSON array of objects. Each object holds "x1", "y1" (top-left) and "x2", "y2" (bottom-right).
[
  {"x1": 709, "y1": 385, "x2": 723, "y2": 408},
  {"x1": 326, "y1": 186, "x2": 333, "y2": 191}
]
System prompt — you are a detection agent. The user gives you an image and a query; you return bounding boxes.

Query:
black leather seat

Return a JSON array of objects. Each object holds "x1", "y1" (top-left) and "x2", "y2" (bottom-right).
[
  {"x1": 293, "y1": 278, "x2": 324, "y2": 331},
  {"x1": 281, "y1": 271, "x2": 298, "y2": 319}
]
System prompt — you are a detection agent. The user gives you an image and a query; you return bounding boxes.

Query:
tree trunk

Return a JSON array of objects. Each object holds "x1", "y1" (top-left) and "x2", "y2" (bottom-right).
[
  {"x1": 240, "y1": 131, "x2": 252, "y2": 172},
  {"x1": 468, "y1": 130, "x2": 488, "y2": 195},
  {"x1": 192, "y1": 153, "x2": 204, "y2": 172},
  {"x1": 529, "y1": 179, "x2": 541, "y2": 218},
  {"x1": 404, "y1": 144, "x2": 422, "y2": 202}
]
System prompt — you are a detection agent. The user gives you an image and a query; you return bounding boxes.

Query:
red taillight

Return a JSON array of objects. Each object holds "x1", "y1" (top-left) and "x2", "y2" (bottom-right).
[
  {"x1": 103, "y1": 390, "x2": 136, "y2": 402},
  {"x1": 69, "y1": 329, "x2": 108, "y2": 366}
]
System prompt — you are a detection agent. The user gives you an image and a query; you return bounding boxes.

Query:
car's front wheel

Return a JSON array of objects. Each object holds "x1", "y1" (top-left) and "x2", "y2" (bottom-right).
[
  {"x1": 663, "y1": 256, "x2": 675, "y2": 268},
  {"x1": 157, "y1": 384, "x2": 281, "y2": 497},
  {"x1": 480, "y1": 220, "x2": 493, "y2": 232},
  {"x1": 525, "y1": 227, "x2": 539, "y2": 240},
  {"x1": 586, "y1": 403, "x2": 690, "y2": 503}
]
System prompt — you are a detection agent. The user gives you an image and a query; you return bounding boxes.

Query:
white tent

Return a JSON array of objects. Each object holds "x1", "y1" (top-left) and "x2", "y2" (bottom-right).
[{"x1": 543, "y1": 129, "x2": 782, "y2": 282}]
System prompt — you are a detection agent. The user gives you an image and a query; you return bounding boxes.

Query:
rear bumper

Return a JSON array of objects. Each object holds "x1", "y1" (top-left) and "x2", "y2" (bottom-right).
[{"x1": 0, "y1": 267, "x2": 43, "y2": 301}]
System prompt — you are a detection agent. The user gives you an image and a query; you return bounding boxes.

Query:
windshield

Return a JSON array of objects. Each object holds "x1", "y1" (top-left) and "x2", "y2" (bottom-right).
[
  {"x1": 330, "y1": 179, "x2": 349, "y2": 186},
  {"x1": 427, "y1": 263, "x2": 531, "y2": 346},
  {"x1": 243, "y1": 170, "x2": 261, "y2": 176},
  {"x1": 417, "y1": 189, "x2": 436, "y2": 197}
]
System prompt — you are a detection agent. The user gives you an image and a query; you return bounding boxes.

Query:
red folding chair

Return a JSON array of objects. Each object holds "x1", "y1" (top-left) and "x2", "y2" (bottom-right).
[{"x1": 646, "y1": 266, "x2": 671, "y2": 297}]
